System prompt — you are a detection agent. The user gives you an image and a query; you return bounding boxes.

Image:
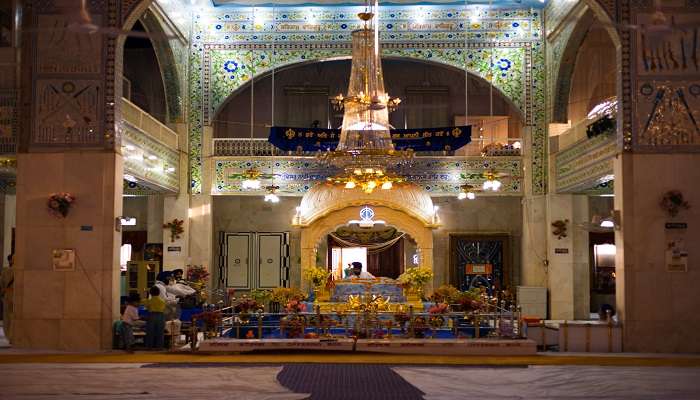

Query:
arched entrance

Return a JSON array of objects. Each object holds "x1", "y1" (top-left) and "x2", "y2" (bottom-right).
[{"x1": 296, "y1": 183, "x2": 437, "y2": 292}]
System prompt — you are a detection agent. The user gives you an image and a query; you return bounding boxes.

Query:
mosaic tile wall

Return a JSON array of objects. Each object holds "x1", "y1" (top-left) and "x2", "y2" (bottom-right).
[
  {"x1": 213, "y1": 156, "x2": 523, "y2": 196},
  {"x1": 188, "y1": 4, "x2": 546, "y2": 195}
]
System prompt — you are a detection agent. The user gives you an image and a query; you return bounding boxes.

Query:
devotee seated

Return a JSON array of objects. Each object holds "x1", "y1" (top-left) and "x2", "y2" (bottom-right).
[{"x1": 346, "y1": 261, "x2": 376, "y2": 280}]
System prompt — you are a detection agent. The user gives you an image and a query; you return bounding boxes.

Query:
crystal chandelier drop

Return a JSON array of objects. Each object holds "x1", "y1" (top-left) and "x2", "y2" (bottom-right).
[{"x1": 321, "y1": 0, "x2": 411, "y2": 193}]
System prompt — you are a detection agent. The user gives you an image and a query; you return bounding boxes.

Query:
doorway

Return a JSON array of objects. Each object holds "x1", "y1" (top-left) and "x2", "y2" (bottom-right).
[{"x1": 450, "y1": 234, "x2": 510, "y2": 293}]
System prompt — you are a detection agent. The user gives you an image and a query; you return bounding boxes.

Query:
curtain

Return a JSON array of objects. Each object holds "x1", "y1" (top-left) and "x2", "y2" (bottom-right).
[{"x1": 327, "y1": 235, "x2": 405, "y2": 279}]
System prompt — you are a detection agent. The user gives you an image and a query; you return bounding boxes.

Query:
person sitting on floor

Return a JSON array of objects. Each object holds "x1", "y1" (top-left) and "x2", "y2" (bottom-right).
[{"x1": 120, "y1": 293, "x2": 144, "y2": 352}]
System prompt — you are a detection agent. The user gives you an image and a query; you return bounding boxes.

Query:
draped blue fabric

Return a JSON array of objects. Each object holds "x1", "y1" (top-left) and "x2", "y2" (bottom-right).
[{"x1": 268, "y1": 125, "x2": 471, "y2": 152}]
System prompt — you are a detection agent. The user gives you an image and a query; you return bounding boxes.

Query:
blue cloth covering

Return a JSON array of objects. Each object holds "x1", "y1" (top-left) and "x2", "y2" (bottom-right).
[{"x1": 269, "y1": 125, "x2": 471, "y2": 152}]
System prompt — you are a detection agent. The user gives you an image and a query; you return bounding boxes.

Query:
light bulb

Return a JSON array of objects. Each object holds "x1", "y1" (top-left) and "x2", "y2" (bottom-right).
[
  {"x1": 457, "y1": 192, "x2": 467, "y2": 200},
  {"x1": 600, "y1": 220, "x2": 615, "y2": 228},
  {"x1": 381, "y1": 181, "x2": 392, "y2": 190},
  {"x1": 467, "y1": 192, "x2": 476, "y2": 200},
  {"x1": 482, "y1": 180, "x2": 493, "y2": 190},
  {"x1": 492, "y1": 180, "x2": 502, "y2": 191},
  {"x1": 367, "y1": 180, "x2": 377, "y2": 189},
  {"x1": 242, "y1": 179, "x2": 261, "y2": 189},
  {"x1": 513, "y1": 141, "x2": 522, "y2": 149},
  {"x1": 365, "y1": 168, "x2": 374, "y2": 174},
  {"x1": 345, "y1": 181, "x2": 356, "y2": 189},
  {"x1": 353, "y1": 169, "x2": 362, "y2": 175},
  {"x1": 264, "y1": 193, "x2": 280, "y2": 203},
  {"x1": 147, "y1": 155, "x2": 158, "y2": 160}
]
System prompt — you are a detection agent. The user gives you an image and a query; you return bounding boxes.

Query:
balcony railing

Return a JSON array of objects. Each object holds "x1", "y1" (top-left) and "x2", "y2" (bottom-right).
[
  {"x1": 121, "y1": 98, "x2": 179, "y2": 150},
  {"x1": 213, "y1": 137, "x2": 523, "y2": 157}
]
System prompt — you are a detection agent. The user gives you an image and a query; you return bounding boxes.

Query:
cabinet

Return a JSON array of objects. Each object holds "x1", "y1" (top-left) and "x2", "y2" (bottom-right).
[{"x1": 126, "y1": 261, "x2": 161, "y2": 300}]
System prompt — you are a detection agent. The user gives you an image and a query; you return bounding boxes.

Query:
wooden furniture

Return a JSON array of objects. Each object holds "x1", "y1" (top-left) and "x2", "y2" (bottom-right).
[{"x1": 126, "y1": 261, "x2": 161, "y2": 299}]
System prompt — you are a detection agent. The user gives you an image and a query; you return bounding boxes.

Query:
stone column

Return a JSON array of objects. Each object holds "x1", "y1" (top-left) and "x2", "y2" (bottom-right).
[
  {"x1": 520, "y1": 126, "x2": 548, "y2": 289},
  {"x1": 185, "y1": 125, "x2": 214, "y2": 291},
  {"x1": 612, "y1": 0, "x2": 700, "y2": 353},
  {"x1": 2, "y1": 194, "x2": 14, "y2": 267},
  {"x1": 11, "y1": 0, "x2": 123, "y2": 350},
  {"x1": 162, "y1": 122, "x2": 191, "y2": 271},
  {"x1": 146, "y1": 195, "x2": 164, "y2": 243},
  {"x1": 545, "y1": 194, "x2": 590, "y2": 320}
]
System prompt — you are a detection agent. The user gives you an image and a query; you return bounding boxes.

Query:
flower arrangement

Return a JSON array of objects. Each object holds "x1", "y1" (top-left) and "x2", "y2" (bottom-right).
[
  {"x1": 271, "y1": 287, "x2": 307, "y2": 304},
  {"x1": 163, "y1": 218, "x2": 184, "y2": 242},
  {"x1": 285, "y1": 298, "x2": 307, "y2": 314},
  {"x1": 304, "y1": 266, "x2": 330, "y2": 289},
  {"x1": 398, "y1": 266, "x2": 433, "y2": 290},
  {"x1": 233, "y1": 295, "x2": 261, "y2": 314},
  {"x1": 456, "y1": 289, "x2": 485, "y2": 312},
  {"x1": 186, "y1": 265, "x2": 210, "y2": 283},
  {"x1": 250, "y1": 289, "x2": 272, "y2": 305},
  {"x1": 193, "y1": 310, "x2": 221, "y2": 333},
  {"x1": 660, "y1": 190, "x2": 690, "y2": 217},
  {"x1": 428, "y1": 302, "x2": 449, "y2": 315},
  {"x1": 186, "y1": 265, "x2": 210, "y2": 303},
  {"x1": 431, "y1": 284, "x2": 461, "y2": 304},
  {"x1": 47, "y1": 192, "x2": 75, "y2": 218}
]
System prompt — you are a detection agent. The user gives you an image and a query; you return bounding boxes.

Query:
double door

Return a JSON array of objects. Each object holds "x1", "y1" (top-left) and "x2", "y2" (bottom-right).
[{"x1": 219, "y1": 232, "x2": 290, "y2": 290}]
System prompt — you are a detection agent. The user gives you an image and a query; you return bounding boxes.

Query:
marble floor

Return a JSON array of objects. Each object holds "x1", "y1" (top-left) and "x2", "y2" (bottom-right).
[{"x1": 0, "y1": 363, "x2": 699, "y2": 400}]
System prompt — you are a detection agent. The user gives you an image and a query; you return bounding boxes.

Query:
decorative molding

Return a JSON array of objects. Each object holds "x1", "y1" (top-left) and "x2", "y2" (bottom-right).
[
  {"x1": 122, "y1": 122, "x2": 180, "y2": 192},
  {"x1": 555, "y1": 133, "x2": 616, "y2": 193},
  {"x1": 212, "y1": 156, "x2": 523, "y2": 196}
]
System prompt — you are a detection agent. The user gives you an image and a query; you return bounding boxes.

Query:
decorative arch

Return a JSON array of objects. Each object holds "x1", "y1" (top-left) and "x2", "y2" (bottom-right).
[
  {"x1": 299, "y1": 205, "x2": 435, "y2": 291},
  {"x1": 207, "y1": 45, "x2": 528, "y2": 125},
  {"x1": 118, "y1": 1, "x2": 186, "y2": 125},
  {"x1": 139, "y1": 7, "x2": 183, "y2": 122},
  {"x1": 211, "y1": 54, "x2": 527, "y2": 126},
  {"x1": 550, "y1": 0, "x2": 622, "y2": 123}
]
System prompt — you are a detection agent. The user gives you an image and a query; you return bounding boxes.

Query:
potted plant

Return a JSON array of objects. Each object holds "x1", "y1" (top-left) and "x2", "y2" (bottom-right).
[
  {"x1": 303, "y1": 266, "x2": 330, "y2": 301},
  {"x1": 398, "y1": 266, "x2": 434, "y2": 300}
]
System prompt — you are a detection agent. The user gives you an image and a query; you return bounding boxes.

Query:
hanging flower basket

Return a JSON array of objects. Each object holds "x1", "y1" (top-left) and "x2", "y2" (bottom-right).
[
  {"x1": 660, "y1": 190, "x2": 690, "y2": 217},
  {"x1": 163, "y1": 219, "x2": 184, "y2": 242},
  {"x1": 47, "y1": 192, "x2": 75, "y2": 218}
]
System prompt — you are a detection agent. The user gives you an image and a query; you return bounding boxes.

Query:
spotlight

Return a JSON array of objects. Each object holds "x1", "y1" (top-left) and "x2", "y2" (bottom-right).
[
  {"x1": 242, "y1": 179, "x2": 261, "y2": 189},
  {"x1": 264, "y1": 193, "x2": 280, "y2": 203}
]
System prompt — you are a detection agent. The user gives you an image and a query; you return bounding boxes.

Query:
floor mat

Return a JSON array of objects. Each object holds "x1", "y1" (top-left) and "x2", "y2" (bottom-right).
[{"x1": 277, "y1": 364, "x2": 425, "y2": 400}]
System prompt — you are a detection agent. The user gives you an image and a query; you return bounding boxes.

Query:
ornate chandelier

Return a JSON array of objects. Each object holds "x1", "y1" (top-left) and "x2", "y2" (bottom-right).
[{"x1": 321, "y1": 1, "x2": 411, "y2": 193}]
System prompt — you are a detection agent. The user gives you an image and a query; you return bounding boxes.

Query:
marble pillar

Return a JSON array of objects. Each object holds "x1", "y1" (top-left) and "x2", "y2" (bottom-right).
[
  {"x1": 2, "y1": 194, "x2": 14, "y2": 268},
  {"x1": 146, "y1": 195, "x2": 164, "y2": 243},
  {"x1": 615, "y1": 154, "x2": 700, "y2": 353},
  {"x1": 520, "y1": 125, "x2": 549, "y2": 290},
  {"x1": 12, "y1": 153, "x2": 123, "y2": 350},
  {"x1": 546, "y1": 194, "x2": 590, "y2": 320},
  {"x1": 162, "y1": 122, "x2": 192, "y2": 271}
]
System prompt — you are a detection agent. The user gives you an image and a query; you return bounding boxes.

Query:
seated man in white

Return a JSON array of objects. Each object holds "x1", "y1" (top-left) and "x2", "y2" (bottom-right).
[{"x1": 348, "y1": 261, "x2": 375, "y2": 279}]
